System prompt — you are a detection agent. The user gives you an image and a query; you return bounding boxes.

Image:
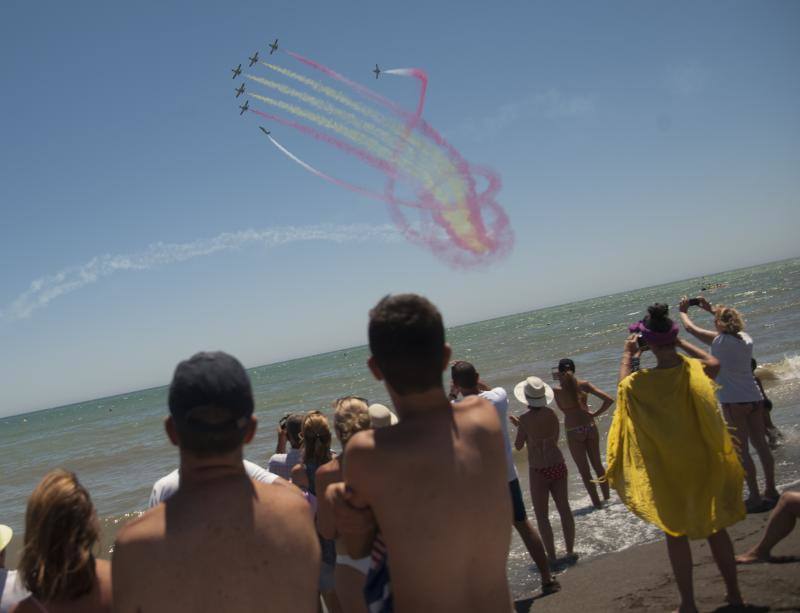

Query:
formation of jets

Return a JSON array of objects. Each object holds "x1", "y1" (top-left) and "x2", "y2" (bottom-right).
[{"x1": 234, "y1": 39, "x2": 379, "y2": 141}]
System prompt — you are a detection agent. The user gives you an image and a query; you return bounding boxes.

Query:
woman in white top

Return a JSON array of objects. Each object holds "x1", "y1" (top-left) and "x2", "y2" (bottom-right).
[{"x1": 679, "y1": 297, "x2": 779, "y2": 512}]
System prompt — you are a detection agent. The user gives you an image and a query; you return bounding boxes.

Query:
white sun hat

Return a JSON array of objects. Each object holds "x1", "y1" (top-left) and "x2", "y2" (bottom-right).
[
  {"x1": 513, "y1": 376, "x2": 554, "y2": 407},
  {"x1": 0, "y1": 524, "x2": 12, "y2": 552},
  {"x1": 368, "y1": 403, "x2": 399, "y2": 428}
]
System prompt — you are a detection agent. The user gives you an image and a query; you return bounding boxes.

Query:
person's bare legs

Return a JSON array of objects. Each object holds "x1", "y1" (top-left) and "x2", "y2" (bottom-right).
[
  {"x1": 665, "y1": 534, "x2": 696, "y2": 613},
  {"x1": 723, "y1": 404, "x2": 760, "y2": 506},
  {"x1": 737, "y1": 492, "x2": 800, "y2": 563},
  {"x1": 567, "y1": 435, "x2": 602, "y2": 508},
  {"x1": 707, "y1": 530, "x2": 743, "y2": 606},
  {"x1": 530, "y1": 472, "x2": 556, "y2": 562},
  {"x1": 550, "y1": 475, "x2": 575, "y2": 558},
  {"x1": 747, "y1": 407, "x2": 778, "y2": 499},
  {"x1": 334, "y1": 566, "x2": 367, "y2": 613},
  {"x1": 514, "y1": 519, "x2": 553, "y2": 584},
  {"x1": 585, "y1": 431, "x2": 610, "y2": 501}
]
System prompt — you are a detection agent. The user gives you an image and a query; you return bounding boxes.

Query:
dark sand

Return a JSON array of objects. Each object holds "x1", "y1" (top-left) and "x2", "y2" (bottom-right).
[{"x1": 517, "y1": 489, "x2": 800, "y2": 612}]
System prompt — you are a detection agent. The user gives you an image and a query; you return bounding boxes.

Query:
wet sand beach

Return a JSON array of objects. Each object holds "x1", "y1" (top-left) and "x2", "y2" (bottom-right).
[{"x1": 521, "y1": 486, "x2": 800, "y2": 612}]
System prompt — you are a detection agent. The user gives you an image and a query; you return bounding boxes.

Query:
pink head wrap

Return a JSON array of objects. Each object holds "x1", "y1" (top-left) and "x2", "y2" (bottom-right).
[{"x1": 628, "y1": 320, "x2": 679, "y2": 346}]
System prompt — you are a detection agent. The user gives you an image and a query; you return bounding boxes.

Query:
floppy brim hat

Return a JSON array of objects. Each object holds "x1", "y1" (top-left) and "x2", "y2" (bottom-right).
[
  {"x1": 0, "y1": 524, "x2": 12, "y2": 552},
  {"x1": 513, "y1": 376, "x2": 554, "y2": 407}
]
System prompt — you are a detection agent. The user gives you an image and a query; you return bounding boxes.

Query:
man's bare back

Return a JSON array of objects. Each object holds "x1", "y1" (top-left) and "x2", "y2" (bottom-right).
[
  {"x1": 344, "y1": 394, "x2": 512, "y2": 612},
  {"x1": 113, "y1": 474, "x2": 320, "y2": 613}
]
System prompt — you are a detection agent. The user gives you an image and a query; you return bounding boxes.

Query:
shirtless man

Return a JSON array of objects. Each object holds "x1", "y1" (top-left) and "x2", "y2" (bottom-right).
[
  {"x1": 113, "y1": 351, "x2": 320, "y2": 613},
  {"x1": 328, "y1": 294, "x2": 512, "y2": 612}
]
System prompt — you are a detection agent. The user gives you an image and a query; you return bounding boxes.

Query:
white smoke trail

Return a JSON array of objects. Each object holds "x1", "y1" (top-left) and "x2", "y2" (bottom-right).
[{"x1": 1, "y1": 223, "x2": 399, "y2": 321}]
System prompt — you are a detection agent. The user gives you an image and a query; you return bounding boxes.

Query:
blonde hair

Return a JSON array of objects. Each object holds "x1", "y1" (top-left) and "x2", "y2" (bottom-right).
[
  {"x1": 714, "y1": 305, "x2": 744, "y2": 336},
  {"x1": 333, "y1": 397, "x2": 370, "y2": 448},
  {"x1": 19, "y1": 470, "x2": 99, "y2": 602},
  {"x1": 301, "y1": 411, "x2": 333, "y2": 467}
]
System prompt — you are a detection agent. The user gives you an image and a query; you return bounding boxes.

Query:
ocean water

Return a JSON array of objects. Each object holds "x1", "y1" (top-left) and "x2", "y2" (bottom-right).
[{"x1": 2, "y1": 257, "x2": 799, "y2": 598}]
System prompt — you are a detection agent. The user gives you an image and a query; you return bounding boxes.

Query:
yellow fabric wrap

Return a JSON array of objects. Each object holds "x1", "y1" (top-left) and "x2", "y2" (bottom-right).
[{"x1": 606, "y1": 355, "x2": 745, "y2": 539}]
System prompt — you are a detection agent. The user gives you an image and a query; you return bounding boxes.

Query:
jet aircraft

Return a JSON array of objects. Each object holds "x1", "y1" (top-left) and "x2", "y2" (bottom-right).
[
  {"x1": 231, "y1": 64, "x2": 242, "y2": 79},
  {"x1": 373, "y1": 64, "x2": 381, "y2": 79},
  {"x1": 269, "y1": 39, "x2": 279, "y2": 54},
  {"x1": 234, "y1": 83, "x2": 245, "y2": 98},
  {"x1": 239, "y1": 100, "x2": 249, "y2": 115},
  {"x1": 248, "y1": 51, "x2": 260, "y2": 67},
  {"x1": 259, "y1": 126, "x2": 271, "y2": 136}
]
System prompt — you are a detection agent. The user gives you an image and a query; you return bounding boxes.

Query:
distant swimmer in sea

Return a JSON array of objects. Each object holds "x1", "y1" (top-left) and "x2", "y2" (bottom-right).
[
  {"x1": 736, "y1": 491, "x2": 800, "y2": 564},
  {"x1": 679, "y1": 297, "x2": 779, "y2": 512},
  {"x1": 511, "y1": 376, "x2": 576, "y2": 564},
  {"x1": 551, "y1": 358, "x2": 614, "y2": 509},
  {"x1": 608, "y1": 304, "x2": 746, "y2": 612}
]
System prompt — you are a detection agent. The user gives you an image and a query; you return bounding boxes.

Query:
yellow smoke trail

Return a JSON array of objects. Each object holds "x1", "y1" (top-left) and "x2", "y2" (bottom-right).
[
  {"x1": 254, "y1": 63, "x2": 470, "y2": 219},
  {"x1": 248, "y1": 91, "x2": 434, "y2": 187},
  {"x1": 261, "y1": 61, "x2": 450, "y2": 180},
  {"x1": 246, "y1": 74, "x2": 403, "y2": 154}
]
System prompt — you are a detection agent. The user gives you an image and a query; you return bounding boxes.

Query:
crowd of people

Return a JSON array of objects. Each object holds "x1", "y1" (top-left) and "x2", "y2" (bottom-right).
[{"x1": 0, "y1": 293, "x2": 796, "y2": 612}]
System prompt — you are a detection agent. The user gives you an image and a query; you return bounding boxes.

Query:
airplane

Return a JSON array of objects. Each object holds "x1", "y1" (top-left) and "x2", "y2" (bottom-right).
[
  {"x1": 231, "y1": 63, "x2": 242, "y2": 79},
  {"x1": 248, "y1": 51, "x2": 259, "y2": 67},
  {"x1": 269, "y1": 39, "x2": 279, "y2": 54},
  {"x1": 234, "y1": 83, "x2": 245, "y2": 98},
  {"x1": 259, "y1": 126, "x2": 271, "y2": 136},
  {"x1": 239, "y1": 100, "x2": 249, "y2": 115},
  {"x1": 373, "y1": 64, "x2": 381, "y2": 79}
]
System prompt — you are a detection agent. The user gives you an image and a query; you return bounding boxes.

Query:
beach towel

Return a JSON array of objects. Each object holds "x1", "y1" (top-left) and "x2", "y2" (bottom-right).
[{"x1": 606, "y1": 355, "x2": 745, "y2": 539}]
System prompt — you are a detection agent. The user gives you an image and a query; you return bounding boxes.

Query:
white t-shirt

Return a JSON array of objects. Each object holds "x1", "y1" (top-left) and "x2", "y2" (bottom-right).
[
  {"x1": 148, "y1": 459, "x2": 279, "y2": 508},
  {"x1": 267, "y1": 448, "x2": 303, "y2": 481},
  {"x1": 710, "y1": 333, "x2": 762, "y2": 404},
  {"x1": 1, "y1": 569, "x2": 28, "y2": 613},
  {"x1": 479, "y1": 388, "x2": 519, "y2": 482}
]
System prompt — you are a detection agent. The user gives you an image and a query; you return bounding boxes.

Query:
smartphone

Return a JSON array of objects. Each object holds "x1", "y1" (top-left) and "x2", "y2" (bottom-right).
[
  {"x1": 551, "y1": 367, "x2": 560, "y2": 381},
  {"x1": 688, "y1": 297, "x2": 701, "y2": 307},
  {"x1": 636, "y1": 334, "x2": 649, "y2": 350}
]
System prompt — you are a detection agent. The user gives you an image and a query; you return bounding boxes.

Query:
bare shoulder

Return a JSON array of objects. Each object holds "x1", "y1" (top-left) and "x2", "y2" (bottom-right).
[
  {"x1": 342, "y1": 429, "x2": 378, "y2": 489},
  {"x1": 315, "y1": 459, "x2": 341, "y2": 487},
  {"x1": 345, "y1": 428, "x2": 377, "y2": 458},
  {"x1": 252, "y1": 478, "x2": 310, "y2": 511},
  {"x1": 10, "y1": 598, "x2": 37, "y2": 613},
  {"x1": 115, "y1": 504, "x2": 165, "y2": 547},
  {"x1": 454, "y1": 395, "x2": 501, "y2": 431}
]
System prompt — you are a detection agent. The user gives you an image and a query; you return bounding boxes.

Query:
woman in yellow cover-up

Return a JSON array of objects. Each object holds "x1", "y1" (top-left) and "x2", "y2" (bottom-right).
[{"x1": 606, "y1": 304, "x2": 746, "y2": 613}]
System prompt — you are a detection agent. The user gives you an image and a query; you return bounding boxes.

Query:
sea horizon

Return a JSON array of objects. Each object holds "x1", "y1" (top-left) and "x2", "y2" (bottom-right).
[{"x1": 7, "y1": 253, "x2": 798, "y2": 420}]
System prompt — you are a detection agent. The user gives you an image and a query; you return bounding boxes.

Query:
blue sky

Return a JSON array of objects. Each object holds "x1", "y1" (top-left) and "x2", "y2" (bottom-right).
[{"x1": 1, "y1": 1, "x2": 798, "y2": 416}]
